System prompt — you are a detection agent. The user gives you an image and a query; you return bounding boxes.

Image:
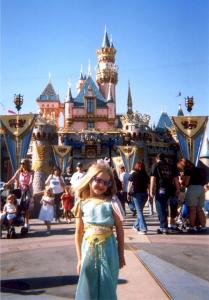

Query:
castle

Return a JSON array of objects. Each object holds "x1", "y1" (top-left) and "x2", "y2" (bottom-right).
[
  {"x1": 0, "y1": 29, "x2": 180, "y2": 187},
  {"x1": 34, "y1": 28, "x2": 178, "y2": 170}
]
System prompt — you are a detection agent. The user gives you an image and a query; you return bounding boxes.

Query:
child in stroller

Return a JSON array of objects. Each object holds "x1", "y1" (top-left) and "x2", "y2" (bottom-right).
[
  {"x1": 0, "y1": 187, "x2": 28, "y2": 238},
  {"x1": 1, "y1": 194, "x2": 17, "y2": 238}
]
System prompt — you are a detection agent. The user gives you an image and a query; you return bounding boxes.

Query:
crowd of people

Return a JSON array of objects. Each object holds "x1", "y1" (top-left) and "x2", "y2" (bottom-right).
[
  {"x1": 1, "y1": 154, "x2": 208, "y2": 236},
  {"x1": 1, "y1": 154, "x2": 208, "y2": 299}
]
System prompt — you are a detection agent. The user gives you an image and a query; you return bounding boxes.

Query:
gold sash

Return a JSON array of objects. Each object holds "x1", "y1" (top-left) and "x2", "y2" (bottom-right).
[{"x1": 84, "y1": 224, "x2": 113, "y2": 245}]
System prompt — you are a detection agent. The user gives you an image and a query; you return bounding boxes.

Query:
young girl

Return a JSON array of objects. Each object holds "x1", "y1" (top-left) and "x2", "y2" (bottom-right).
[
  {"x1": 0, "y1": 194, "x2": 17, "y2": 227},
  {"x1": 39, "y1": 187, "x2": 54, "y2": 234},
  {"x1": 61, "y1": 186, "x2": 73, "y2": 223},
  {"x1": 72, "y1": 162, "x2": 126, "y2": 300}
]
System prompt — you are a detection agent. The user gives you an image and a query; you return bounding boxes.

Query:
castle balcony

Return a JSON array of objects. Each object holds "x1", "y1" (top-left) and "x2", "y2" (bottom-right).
[{"x1": 72, "y1": 114, "x2": 109, "y2": 122}]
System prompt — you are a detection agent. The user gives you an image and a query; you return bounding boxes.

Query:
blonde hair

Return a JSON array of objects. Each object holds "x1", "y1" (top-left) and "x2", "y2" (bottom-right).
[
  {"x1": 74, "y1": 163, "x2": 117, "y2": 200},
  {"x1": 44, "y1": 186, "x2": 53, "y2": 197}
]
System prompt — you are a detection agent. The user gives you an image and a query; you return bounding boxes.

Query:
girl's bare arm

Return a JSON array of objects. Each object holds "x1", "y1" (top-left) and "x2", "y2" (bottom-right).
[
  {"x1": 75, "y1": 206, "x2": 84, "y2": 274},
  {"x1": 113, "y1": 210, "x2": 126, "y2": 269}
]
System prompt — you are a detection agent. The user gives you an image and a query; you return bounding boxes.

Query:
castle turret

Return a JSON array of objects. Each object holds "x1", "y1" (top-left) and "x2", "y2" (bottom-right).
[
  {"x1": 96, "y1": 27, "x2": 118, "y2": 101},
  {"x1": 64, "y1": 84, "x2": 74, "y2": 128},
  {"x1": 127, "y1": 81, "x2": 133, "y2": 114},
  {"x1": 76, "y1": 66, "x2": 86, "y2": 93},
  {"x1": 36, "y1": 77, "x2": 61, "y2": 127},
  {"x1": 177, "y1": 104, "x2": 184, "y2": 116}
]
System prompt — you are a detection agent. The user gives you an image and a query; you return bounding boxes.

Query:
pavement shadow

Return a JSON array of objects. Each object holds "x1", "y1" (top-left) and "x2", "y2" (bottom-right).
[
  {"x1": 28, "y1": 228, "x2": 75, "y2": 238},
  {"x1": 1, "y1": 228, "x2": 75, "y2": 239},
  {"x1": 1, "y1": 276, "x2": 128, "y2": 296},
  {"x1": 1, "y1": 275, "x2": 78, "y2": 295}
]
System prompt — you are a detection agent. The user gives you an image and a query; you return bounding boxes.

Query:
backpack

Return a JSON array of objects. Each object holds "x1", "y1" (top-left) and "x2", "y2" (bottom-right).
[{"x1": 194, "y1": 167, "x2": 207, "y2": 186}]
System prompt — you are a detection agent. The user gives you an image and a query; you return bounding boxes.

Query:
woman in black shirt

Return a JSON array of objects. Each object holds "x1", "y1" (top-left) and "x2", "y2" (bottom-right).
[{"x1": 128, "y1": 161, "x2": 150, "y2": 234}]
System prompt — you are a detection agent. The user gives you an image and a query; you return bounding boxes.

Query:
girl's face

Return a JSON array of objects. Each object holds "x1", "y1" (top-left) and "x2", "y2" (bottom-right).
[
  {"x1": 8, "y1": 196, "x2": 14, "y2": 203},
  {"x1": 89, "y1": 171, "x2": 112, "y2": 197},
  {"x1": 46, "y1": 189, "x2": 53, "y2": 197}
]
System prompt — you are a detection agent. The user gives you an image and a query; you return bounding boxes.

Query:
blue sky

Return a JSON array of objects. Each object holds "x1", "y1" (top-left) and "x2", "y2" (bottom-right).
[{"x1": 1, "y1": 0, "x2": 209, "y2": 127}]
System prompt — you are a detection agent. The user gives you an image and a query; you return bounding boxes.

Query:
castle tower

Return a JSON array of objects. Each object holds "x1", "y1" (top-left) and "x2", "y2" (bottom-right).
[
  {"x1": 32, "y1": 117, "x2": 57, "y2": 194},
  {"x1": 96, "y1": 27, "x2": 118, "y2": 101},
  {"x1": 106, "y1": 82, "x2": 116, "y2": 122},
  {"x1": 36, "y1": 77, "x2": 61, "y2": 127}
]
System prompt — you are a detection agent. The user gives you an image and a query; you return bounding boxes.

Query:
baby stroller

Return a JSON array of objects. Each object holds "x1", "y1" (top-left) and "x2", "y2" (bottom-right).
[
  {"x1": 0, "y1": 186, "x2": 28, "y2": 238},
  {"x1": 176, "y1": 202, "x2": 190, "y2": 231}
]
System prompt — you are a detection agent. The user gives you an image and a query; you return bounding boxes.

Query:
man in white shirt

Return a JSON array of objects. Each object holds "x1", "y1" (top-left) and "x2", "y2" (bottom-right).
[{"x1": 70, "y1": 162, "x2": 86, "y2": 188}]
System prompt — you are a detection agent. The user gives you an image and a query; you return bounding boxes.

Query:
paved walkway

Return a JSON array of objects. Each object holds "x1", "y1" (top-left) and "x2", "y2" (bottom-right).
[{"x1": 1, "y1": 205, "x2": 209, "y2": 299}]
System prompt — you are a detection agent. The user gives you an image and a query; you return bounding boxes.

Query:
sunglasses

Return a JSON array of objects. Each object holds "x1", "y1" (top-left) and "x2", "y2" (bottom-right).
[{"x1": 92, "y1": 176, "x2": 112, "y2": 187}]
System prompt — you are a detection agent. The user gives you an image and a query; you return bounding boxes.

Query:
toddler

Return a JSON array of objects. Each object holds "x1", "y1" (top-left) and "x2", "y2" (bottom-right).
[
  {"x1": 61, "y1": 186, "x2": 73, "y2": 223},
  {"x1": 39, "y1": 187, "x2": 54, "y2": 234},
  {"x1": 0, "y1": 194, "x2": 17, "y2": 227}
]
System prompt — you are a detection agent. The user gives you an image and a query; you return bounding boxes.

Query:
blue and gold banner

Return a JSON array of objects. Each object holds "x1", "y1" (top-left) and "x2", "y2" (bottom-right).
[
  {"x1": 52, "y1": 145, "x2": 72, "y2": 173},
  {"x1": 172, "y1": 116, "x2": 208, "y2": 165},
  {"x1": 118, "y1": 146, "x2": 139, "y2": 173},
  {"x1": 0, "y1": 114, "x2": 37, "y2": 173},
  {"x1": 112, "y1": 156, "x2": 123, "y2": 177}
]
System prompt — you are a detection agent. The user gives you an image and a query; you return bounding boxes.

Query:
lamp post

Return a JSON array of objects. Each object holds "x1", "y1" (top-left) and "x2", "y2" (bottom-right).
[{"x1": 14, "y1": 94, "x2": 24, "y2": 168}]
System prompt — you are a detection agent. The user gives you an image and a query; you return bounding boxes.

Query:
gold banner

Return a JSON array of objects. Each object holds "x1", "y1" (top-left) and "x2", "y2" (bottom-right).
[
  {"x1": 112, "y1": 156, "x2": 123, "y2": 177},
  {"x1": 52, "y1": 145, "x2": 72, "y2": 158},
  {"x1": 118, "y1": 145, "x2": 137, "y2": 159},
  {"x1": 172, "y1": 116, "x2": 208, "y2": 138},
  {"x1": 0, "y1": 114, "x2": 37, "y2": 137}
]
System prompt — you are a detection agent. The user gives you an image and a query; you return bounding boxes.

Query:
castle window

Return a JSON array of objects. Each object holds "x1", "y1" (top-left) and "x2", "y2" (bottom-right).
[
  {"x1": 87, "y1": 121, "x2": 94, "y2": 129},
  {"x1": 87, "y1": 98, "x2": 94, "y2": 113}
]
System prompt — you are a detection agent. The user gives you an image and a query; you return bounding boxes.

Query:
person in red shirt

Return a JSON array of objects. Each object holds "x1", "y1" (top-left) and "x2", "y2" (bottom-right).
[{"x1": 61, "y1": 186, "x2": 73, "y2": 223}]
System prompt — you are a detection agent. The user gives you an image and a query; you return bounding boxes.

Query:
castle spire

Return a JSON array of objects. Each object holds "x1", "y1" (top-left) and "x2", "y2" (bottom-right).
[
  {"x1": 102, "y1": 25, "x2": 110, "y2": 48},
  {"x1": 66, "y1": 81, "x2": 73, "y2": 102},
  {"x1": 48, "y1": 72, "x2": 52, "y2": 83},
  {"x1": 110, "y1": 34, "x2": 114, "y2": 48},
  {"x1": 77, "y1": 66, "x2": 86, "y2": 93},
  {"x1": 79, "y1": 64, "x2": 84, "y2": 80},
  {"x1": 87, "y1": 59, "x2": 91, "y2": 77},
  {"x1": 177, "y1": 103, "x2": 184, "y2": 116},
  {"x1": 127, "y1": 81, "x2": 133, "y2": 114}
]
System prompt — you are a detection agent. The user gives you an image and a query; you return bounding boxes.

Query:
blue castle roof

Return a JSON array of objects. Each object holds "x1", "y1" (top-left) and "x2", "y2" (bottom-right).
[
  {"x1": 156, "y1": 112, "x2": 173, "y2": 130},
  {"x1": 74, "y1": 76, "x2": 106, "y2": 108}
]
